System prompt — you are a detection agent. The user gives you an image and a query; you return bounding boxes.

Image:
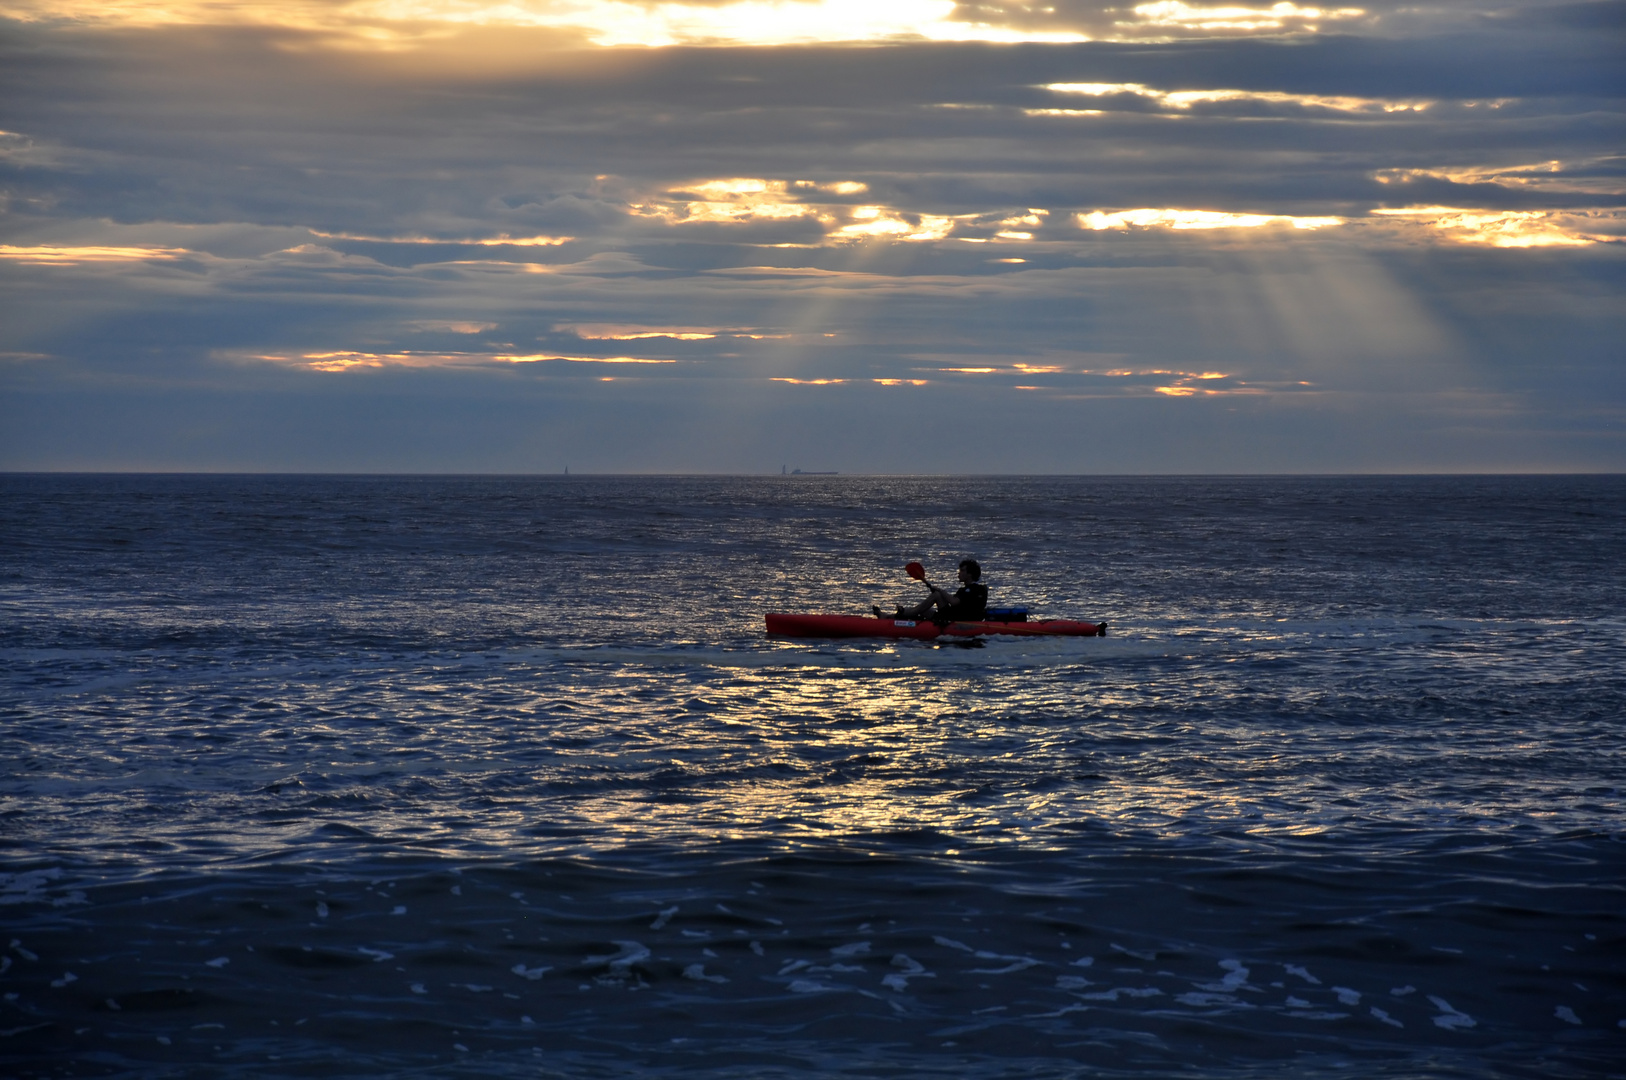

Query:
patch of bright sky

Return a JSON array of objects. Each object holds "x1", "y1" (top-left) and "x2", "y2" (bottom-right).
[
  {"x1": 1121, "y1": 1, "x2": 1363, "y2": 32},
  {"x1": 0, "y1": 0, "x2": 1084, "y2": 45},
  {"x1": 1043, "y1": 82, "x2": 1430, "y2": 113},
  {"x1": 364, "y1": 0, "x2": 1094, "y2": 45},
  {"x1": 0, "y1": 0, "x2": 1389, "y2": 45}
]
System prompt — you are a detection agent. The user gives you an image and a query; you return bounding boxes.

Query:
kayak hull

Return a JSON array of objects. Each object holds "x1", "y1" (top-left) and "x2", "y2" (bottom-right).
[{"x1": 764, "y1": 613, "x2": 1106, "y2": 639}]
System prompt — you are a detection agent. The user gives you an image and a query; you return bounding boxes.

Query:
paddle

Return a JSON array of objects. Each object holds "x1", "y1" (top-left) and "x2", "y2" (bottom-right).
[{"x1": 905, "y1": 561, "x2": 935, "y2": 592}]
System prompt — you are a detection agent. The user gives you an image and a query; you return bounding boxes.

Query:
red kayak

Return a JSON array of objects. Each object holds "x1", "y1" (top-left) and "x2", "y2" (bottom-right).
[{"x1": 765, "y1": 613, "x2": 1107, "y2": 639}]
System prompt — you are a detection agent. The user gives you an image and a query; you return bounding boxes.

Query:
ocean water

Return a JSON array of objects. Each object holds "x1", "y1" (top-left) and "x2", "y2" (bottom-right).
[{"x1": 2, "y1": 474, "x2": 1623, "y2": 1079}]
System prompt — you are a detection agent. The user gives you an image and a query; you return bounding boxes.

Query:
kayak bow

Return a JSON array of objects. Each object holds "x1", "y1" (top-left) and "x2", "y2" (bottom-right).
[{"x1": 764, "y1": 613, "x2": 1106, "y2": 639}]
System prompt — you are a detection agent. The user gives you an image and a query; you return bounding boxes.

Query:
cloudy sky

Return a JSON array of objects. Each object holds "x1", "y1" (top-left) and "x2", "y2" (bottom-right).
[{"x1": 2, "y1": 0, "x2": 1622, "y2": 472}]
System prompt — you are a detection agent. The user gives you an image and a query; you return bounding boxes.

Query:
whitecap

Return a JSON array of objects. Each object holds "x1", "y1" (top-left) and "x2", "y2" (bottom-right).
[
  {"x1": 584, "y1": 941, "x2": 650, "y2": 976},
  {"x1": 969, "y1": 957, "x2": 1039, "y2": 975},
  {"x1": 1110, "y1": 943, "x2": 1156, "y2": 962},
  {"x1": 1177, "y1": 992, "x2": 1242, "y2": 1007},
  {"x1": 1428, "y1": 995, "x2": 1476, "y2": 1030},
  {"x1": 1078, "y1": 986, "x2": 1163, "y2": 1001},
  {"x1": 789, "y1": 979, "x2": 837, "y2": 993},
  {"x1": 1370, "y1": 1006, "x2": 1403, "y2": 1028},
  {"x1": 882, "y1": 954, "x2": 934, "y2": 992},
  {"x1": 683, "y1": 963, "x2": 728, "y2": 983}
]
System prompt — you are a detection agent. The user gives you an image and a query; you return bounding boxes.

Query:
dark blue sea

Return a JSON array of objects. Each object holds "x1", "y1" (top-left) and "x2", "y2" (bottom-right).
[{"x1": 2, "y1": 475, "x2": 1623, "y2": 1079}]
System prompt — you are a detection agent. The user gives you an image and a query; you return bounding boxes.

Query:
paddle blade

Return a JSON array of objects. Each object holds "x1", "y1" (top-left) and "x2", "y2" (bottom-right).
[{"x1": 905, "y1": 562, "x2": 926, "y2": 581}]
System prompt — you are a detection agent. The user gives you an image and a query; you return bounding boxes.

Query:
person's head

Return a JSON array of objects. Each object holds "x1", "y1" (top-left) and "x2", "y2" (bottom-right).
[{"x1": 958, "y1": 558, "x2": 981, "y2": 582}]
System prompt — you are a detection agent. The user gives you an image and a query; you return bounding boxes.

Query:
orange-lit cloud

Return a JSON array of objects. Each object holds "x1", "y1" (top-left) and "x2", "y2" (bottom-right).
[
  {"x1": 1374, "y1": 158, "x2": 1626, "y2": 196},
  {"x1": 568, "y1": 327, "x2": 715, "y2": 340},
  {"x1": 1368, "y1": 207, "x2": 1615, "y2": 248},
  {"x1": 770, "y1": 377, "x2": 844, "y2": 385},
  {"x1": 498, "y1": 353, "x2": 676, "y2": 364},
  {"x1": 1080, "y1": 209, "x2": 1342, "y2": 231},
  {"x1": 1144, "y1": 370, "x2": 1257, "y2": 397},
  {"x1": 562, "y1": 323, "x2": 788, "y2": 340},
  {"x1": 0, "y1": 244, "x2": 191, "y2": 264},
  {"x1": 634, "y1": 178, "x2": 959, "y2": 244},
  {"x1": 312, "y1": 230, "x2": 572, "y2": 246},
  {"x1": 1042, "y1": 81, "x2": 1428, "y2": 114},
  {"x1": 407, "y1": 320, "x2": 496, "y2": 333},
  {"x1": 834, "y1": 206, "x2": 954, "y2": 242},
  {"x1": 250, "y1": 349, "x2": 677, "y2": 372},
  {"x1": 1004, "y1": 367, "x2": 1259, "y2": 399}
]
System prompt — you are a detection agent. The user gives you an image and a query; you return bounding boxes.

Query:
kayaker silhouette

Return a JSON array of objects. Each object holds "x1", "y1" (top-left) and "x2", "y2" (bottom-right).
[{"x1": 876, "y1": 559, "x2": 988, "y2": 622}]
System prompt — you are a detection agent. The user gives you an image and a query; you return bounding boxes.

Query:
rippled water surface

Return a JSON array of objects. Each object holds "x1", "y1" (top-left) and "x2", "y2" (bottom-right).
[{"x1": 3, "y1": 475, "x2": 1623, "y2": 1078}]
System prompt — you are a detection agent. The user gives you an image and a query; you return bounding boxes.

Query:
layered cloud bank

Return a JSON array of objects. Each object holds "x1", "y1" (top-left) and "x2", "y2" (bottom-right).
[{"x1": 1, "y1": 1, "x2": 1622, "y2": 471}]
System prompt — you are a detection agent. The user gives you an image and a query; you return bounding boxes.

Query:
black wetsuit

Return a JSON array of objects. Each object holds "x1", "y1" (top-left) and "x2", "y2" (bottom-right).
[{"x1": 940, "y1": 582, "x2": 988, "y2": 621}]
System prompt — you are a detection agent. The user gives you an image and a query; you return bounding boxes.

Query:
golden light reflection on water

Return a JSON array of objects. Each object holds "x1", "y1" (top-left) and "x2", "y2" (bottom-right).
[
  {"x1": 369, "y1": 631, "x2": 1329, "y2": 857},
  {"x1": 16, "y1": 639, "x2": 1597, "y2": 867}
]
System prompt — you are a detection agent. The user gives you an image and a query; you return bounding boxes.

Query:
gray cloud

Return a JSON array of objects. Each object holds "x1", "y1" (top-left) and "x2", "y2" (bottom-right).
[{"x1": 1, "y1": 6, "x2": 1623, "y2": 471}]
